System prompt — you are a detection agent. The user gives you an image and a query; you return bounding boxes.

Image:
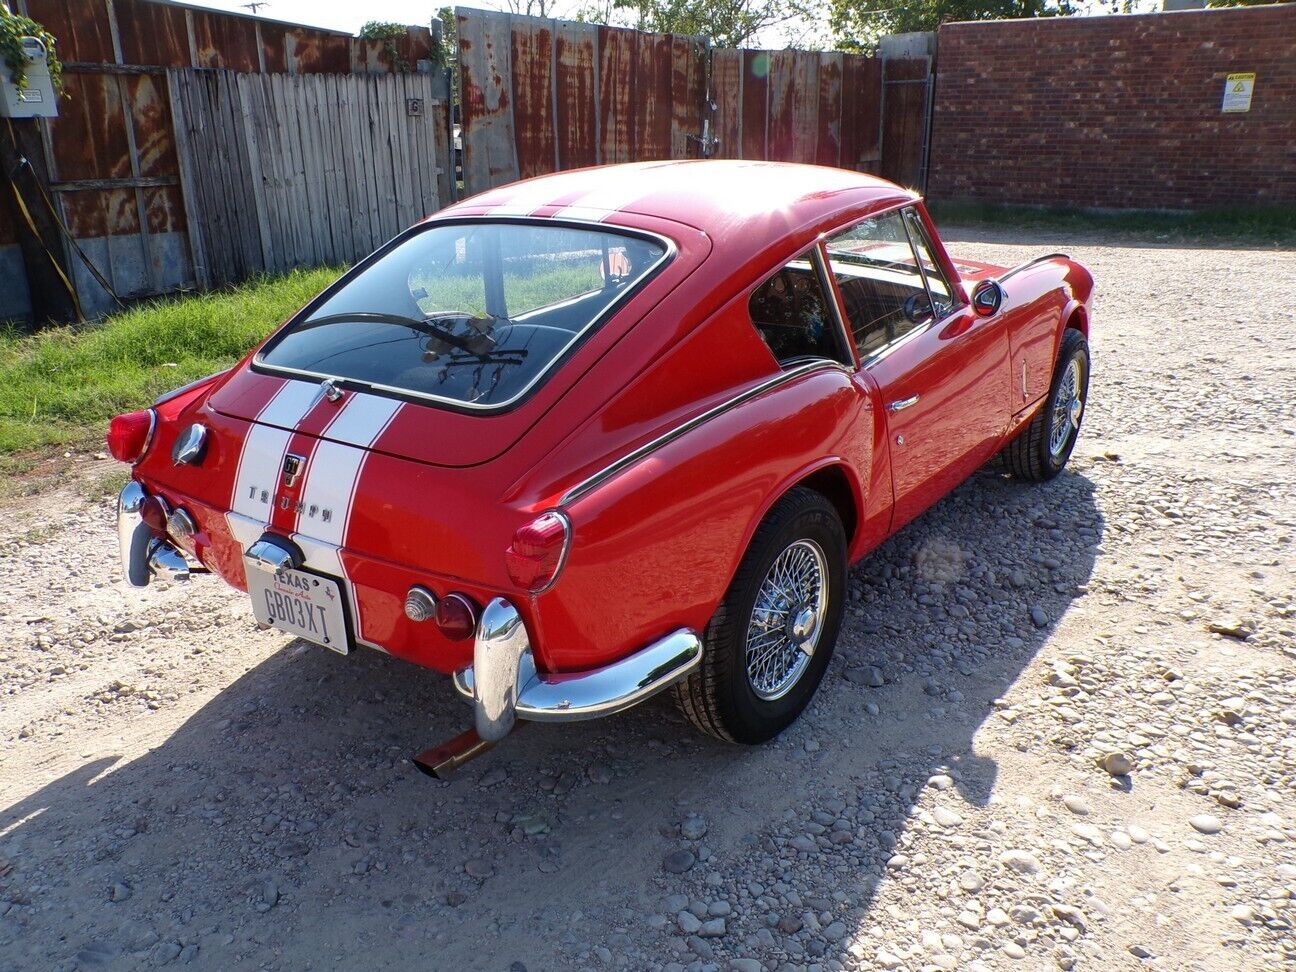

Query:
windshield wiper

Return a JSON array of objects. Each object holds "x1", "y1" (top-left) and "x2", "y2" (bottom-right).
[{"x1": 304, "y1": 312, "x2": 496, "y2": 356}]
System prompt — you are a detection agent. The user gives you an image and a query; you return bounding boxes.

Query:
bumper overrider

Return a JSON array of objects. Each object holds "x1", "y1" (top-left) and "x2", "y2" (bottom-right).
[
  {"x1": 116, "y1": 484, "x2": 703, "y2": 740},
  {"x1": 452, "y1": 599, "x2": 703, "y2": 741},
  {"x1": 118, "y1": 481, "x2": 192, "y2": 587}
]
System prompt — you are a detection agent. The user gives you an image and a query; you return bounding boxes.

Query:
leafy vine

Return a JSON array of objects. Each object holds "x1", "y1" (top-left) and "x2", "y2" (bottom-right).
[{"x1": 0, "y1": 6, "x2": 63, "y2": 94}]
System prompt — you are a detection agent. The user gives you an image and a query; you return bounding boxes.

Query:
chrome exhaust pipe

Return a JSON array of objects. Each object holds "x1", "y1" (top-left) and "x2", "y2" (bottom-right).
[
  {"x1": 148, "y1": 540, "x2": 191, "y2": 582},
  {"x1": 411, "y1": 727, "x2": 498, "y2": 780}
]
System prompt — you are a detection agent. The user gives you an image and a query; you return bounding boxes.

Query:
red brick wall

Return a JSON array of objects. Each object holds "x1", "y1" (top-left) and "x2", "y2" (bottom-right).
[{"x1": 927, "y1": 6, "x2": 1296, "y2": 210}]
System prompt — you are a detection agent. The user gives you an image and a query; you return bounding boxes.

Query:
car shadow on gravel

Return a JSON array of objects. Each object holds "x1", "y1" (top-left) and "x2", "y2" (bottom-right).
[{"x1": 0, "y1": 466, "x2": 1101, "y2": 970}]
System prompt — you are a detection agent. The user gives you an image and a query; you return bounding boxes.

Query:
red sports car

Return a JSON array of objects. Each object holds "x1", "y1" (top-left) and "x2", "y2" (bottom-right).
[{"x1": 110, "y1": 161, "x2": 1092, "y2": 771}]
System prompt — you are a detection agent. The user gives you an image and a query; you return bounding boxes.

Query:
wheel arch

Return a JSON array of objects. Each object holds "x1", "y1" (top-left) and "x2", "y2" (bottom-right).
[{"x1": 729, "y1": 457, "x2": 864, "y2": 585}]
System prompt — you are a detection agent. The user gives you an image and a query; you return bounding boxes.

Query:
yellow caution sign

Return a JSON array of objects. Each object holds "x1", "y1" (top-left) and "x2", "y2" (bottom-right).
[{"x1": 1221, "y1": 73, "x2": 1255, "y2": 113}]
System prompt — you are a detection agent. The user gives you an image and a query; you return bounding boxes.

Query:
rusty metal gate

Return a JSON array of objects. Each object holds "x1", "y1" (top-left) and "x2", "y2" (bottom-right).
[
  {"x1": 455, "y1": 10, "x2": 708, "y2": 195},
  {"x1": 455, "y1": 8, "x2": 934, "y2": 196}
]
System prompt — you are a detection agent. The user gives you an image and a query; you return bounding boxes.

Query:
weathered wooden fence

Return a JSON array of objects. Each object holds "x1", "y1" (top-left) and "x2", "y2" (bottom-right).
[
  {"x1": 1, "y1": 0, "x2": 440, "y2": 325},
  {"x1": 455, "y1": 9, "x2": 935, "y2": 195},
  {"x1": 168, "y1": 70, "x2": 452, "y2": 288}
]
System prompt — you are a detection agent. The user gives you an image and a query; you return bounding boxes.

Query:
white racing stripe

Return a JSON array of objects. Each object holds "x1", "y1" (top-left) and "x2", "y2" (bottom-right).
[
  {"x1": 228, "y1": 379, "x2": 318, "y2": 525},
  {"x1": 487, "y1": 180, "x2": 567, "y2": 216},
  {"x1": 291, "y1": 393, "x2": 403, "y2": 649},
  {"x1": 551, "y1": 182, "x2": 651, "y2": 223}
]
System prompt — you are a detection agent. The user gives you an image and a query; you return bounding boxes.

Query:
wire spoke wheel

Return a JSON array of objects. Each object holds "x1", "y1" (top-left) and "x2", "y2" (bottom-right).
[
  {"x1": 744, "y1": 539, "x2": 828, "y2": 701},
  {"x1": 1049, "y1": 358, "x2": 1084, "y2": 459}
]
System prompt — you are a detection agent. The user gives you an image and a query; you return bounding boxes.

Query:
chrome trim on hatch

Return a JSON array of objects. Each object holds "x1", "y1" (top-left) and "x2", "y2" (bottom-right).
[
  {"x1": 560, "y1": 359, "x2": 843, "y2": 505},
  {"x1": 996, "y1": 253, "x2": 1071, "y2": 284},
  {"x1": 453, "y1": 598, "x2": 703, "y2": 741}
]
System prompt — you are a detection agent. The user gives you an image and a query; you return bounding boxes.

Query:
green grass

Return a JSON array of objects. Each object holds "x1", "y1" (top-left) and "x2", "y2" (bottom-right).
[
  {"x1": 410, "y1": 263, "x2": 606, "y2": 318},
  {"x1": 928, "y1": 201, "x2": 1296, "y2": 245},
  {"x1": 0, "y1": 267, "x2": 341, "y2": 454}
]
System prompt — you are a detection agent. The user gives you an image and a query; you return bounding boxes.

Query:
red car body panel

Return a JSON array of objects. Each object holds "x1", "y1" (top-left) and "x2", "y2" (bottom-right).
[{"x1": 127, "y1": 161, "x2": 1094, "y2": 679}]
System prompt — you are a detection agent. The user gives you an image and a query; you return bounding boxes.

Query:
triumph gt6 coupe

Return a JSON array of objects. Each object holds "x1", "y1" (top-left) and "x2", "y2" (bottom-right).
[{"x1": 110, "y1": 161, "x2": 1092, "y2": 773}]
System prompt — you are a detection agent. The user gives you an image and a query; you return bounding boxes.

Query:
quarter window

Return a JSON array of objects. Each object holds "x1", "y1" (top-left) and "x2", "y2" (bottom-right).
[
  {"x1": 748, "y1": 249, "x2": 848, "y2": 367},
  {"x1": 824, "y1": 209, "x2": 933, "y2": 360}
]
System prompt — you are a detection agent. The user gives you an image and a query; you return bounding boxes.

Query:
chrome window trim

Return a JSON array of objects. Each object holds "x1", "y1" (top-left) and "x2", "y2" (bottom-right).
[
  {"x1": 252, "y1": 216, "x2": 677, "y2": 415},
  {"x1": 560, "y1": 359, "x2": 847, "y2": 506}
]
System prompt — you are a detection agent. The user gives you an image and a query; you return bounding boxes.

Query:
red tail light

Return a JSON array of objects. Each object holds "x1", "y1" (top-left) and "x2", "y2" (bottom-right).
[
  {"x1": 139, "y1": 495, "x2": 169, "y2": 534},
  {"x1": 435, "y1": 593, "x2": 478, "y2": 641},
  {"x1": 107, "y1": 409, "x2": 155, "y2": 463},
  {"x1": 505, "y1": 511, "x2": 571, "y2": 593}
]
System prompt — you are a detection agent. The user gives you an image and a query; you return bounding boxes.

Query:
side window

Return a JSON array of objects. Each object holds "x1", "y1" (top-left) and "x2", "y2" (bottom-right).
[
  {"x1": 748, "y1": 249, "x2": 847, "y2": 367},
  {"x1": 903, "y1": 209, "x2": 959, "y2": 318},
  {"x1": 824, "y1": 210, "x2": 931, "y2": 360}
]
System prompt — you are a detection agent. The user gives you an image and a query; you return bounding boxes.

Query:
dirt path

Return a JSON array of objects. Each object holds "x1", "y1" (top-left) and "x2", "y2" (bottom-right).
[{"x1": 1, "y1": 230, "x2": 1293, "y2": 972}]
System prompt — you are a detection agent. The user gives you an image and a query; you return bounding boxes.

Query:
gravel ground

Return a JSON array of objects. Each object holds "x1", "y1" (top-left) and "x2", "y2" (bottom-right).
[{"x1": 1, "y1": 228, "x2": 1293, "y2": 972}]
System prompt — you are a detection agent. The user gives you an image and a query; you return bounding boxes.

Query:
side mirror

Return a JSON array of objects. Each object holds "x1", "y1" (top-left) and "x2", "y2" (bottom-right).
[
  {"x1": 972, "y1": 280, "x2": 1005, "y2": 318},
  {"x1": 902, "y1": 291, "x2": 933, "y2": 324}
]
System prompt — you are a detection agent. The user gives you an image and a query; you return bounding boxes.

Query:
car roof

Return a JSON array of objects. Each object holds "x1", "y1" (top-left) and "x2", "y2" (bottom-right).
[{"x1": 441, "y1": 160, "x2": 918, "y2": 243}]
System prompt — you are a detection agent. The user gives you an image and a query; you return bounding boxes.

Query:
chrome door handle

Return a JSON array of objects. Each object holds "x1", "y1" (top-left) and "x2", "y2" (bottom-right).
[{"x1": 888, "y1": 395, "x2": 919, "y2": 412}]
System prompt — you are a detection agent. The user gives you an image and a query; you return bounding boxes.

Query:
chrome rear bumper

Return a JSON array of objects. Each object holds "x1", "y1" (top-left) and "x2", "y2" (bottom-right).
[
  {"x1": 452, "y1": 598, "x2": 702, "y2": 741},
  {"x1": 117, "y1": 482, "x2": 191, "y2": 587}
]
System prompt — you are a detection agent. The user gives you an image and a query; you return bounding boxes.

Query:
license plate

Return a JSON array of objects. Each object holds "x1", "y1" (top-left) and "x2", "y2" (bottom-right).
[{"x1": 247, "y1": 566, "x2": 349, "y2": 654}]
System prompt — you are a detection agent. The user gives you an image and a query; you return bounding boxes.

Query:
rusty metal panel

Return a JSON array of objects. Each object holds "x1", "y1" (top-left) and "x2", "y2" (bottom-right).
[
  {"x1": 124, "y1": 73, "x2": 178, "y2": 177},
  {"x1": 510, "y1": 20, "x2": 556, "y2": 178},
  {"x1": 260, "y1": 26, "x2": 352, "y2": 75},
  {"x1": 115, "y1": 0, "x2": 190, "y2": 67},
  {"x1": 48, "y1": 72, "x2": 130, "y2": 180},
  {"x1": 790, "y1": 50, "x2": 820, "y2": 163},
  {"x1": 815, "y1": 53, "x2": 843, "y2": 167},
  {"x1": 668, "y1": 35, "x2": 705, "y2": 159},
  {"x1": 555, "y1": 21, "x2": 597, "y2": 170},
  {"x1": 190, "y1": 9, "x2": 259, "y2": 72},
  {"x1": 59, "y1": 187, "x2": 136, "y2": 237},
  {"x1": 711, "y1": 48, "x2": 741, "y2": 159},
  {"x1": 635, "y1": 31, "x2": 672, "y2": 161},
  {"x1": 457, "y1": 9, "x2": 520, "y2": 194},
  {"x1": 740, "y1": 50, "x2": 769, "y2": 160},
  {"x1": 841, "y1": 55, "x2": 882, "y2": 172},
  {"x1": 142, "y1": 185, "x2": 185, "y2": 233},
  {"x1": 597, "y1": 26, "x2": 635, "y2": 165},
  {"x1": 24, "y1": 0, "x2": 115, "y2": 64},
  {"x1": 766, "y1": 50, "x2": 797, "y2": 162}
]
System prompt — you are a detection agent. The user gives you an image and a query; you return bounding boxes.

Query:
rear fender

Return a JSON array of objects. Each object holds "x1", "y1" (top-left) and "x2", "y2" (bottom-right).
[{"x1": 534, "y1": 366, "x2": 870, "y2": 673}]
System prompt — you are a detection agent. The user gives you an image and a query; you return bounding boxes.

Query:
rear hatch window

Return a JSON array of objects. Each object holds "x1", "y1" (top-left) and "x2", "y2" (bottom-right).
[{"x1": 256, "y1": 221, "x2": 669, "y2": 409}]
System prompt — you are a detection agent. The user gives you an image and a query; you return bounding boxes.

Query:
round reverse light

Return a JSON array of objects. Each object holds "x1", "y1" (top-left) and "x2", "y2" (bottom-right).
[
  {"x1": 404, "y1": 586, "x2": 438, "y2": 623},
  {"x1": 167, "y1": 507, "x2": 196, "y2": 542},
  {"x1": 435, "y1": 593, "x2": 478, "y2": 642}
]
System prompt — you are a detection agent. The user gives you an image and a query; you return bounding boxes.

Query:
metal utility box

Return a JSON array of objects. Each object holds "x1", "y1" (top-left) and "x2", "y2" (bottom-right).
[{"x1": 0, "y1": 37, "x2": 59, "y2": 119}]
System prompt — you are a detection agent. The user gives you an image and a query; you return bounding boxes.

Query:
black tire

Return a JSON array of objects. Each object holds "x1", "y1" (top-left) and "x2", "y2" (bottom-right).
[
  {"x1": 674, "y1": 487, "x2": 847, "y2": 744},
  {"x1": 1001, "y1": 329, "x2": 1090, "y2": 482}
]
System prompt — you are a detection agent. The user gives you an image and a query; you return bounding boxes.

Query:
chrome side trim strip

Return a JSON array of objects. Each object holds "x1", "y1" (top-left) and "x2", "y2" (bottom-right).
[
  {"x1": 453, "y1": 598, "x2": 703, "y2": 736},
  {"x1": 996, "y1": 253, "x2": 1071, "y2": 284},
  {"x1": 560, "y1": 359, "x2": 843, "y2": 506}
]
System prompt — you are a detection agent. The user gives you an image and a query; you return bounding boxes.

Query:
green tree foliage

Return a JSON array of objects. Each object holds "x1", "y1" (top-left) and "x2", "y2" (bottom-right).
[
  {"x1": 830, "y1": 0, "x2": 1075, "y2": 51},
  {"x1": 582, "y1": 0, "x2": 819, "y2": 49}
]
